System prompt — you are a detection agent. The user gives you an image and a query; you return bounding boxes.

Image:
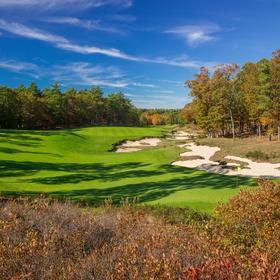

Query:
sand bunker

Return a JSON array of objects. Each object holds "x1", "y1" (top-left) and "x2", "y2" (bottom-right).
[
  {"x1": 173, "y1": 131, "x2": 195, "y2": 140},
  {"x1": 121, "y1": 138, "x2": 161, "y2": 147},
  {"x1": 172, "y1": 139, "x2": 280, "y2": 178},
  {"x1": 115, "y1": 138, "x2": 161, "y2": 153},
  {"x1": 116, "y1": 147, "x2": 142, "y2": 153},
  {"x1": 225, "y1": 156, "x2": 280, "y2": 177},
  {"x1": 114, "y1": 130, "x2": 280, "y2": 177},
  {"x1": 172, "y1": 142, "x2": 237, "y2": 174}
]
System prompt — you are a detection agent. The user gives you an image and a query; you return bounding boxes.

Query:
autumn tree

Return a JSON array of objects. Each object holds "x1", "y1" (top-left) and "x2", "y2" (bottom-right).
[
  {"x1": 270, "y1": 49, "x2": 280, "y2": 140},
  {"x1": 183, "y1": 50, "x2": 280, "y2": 140}
]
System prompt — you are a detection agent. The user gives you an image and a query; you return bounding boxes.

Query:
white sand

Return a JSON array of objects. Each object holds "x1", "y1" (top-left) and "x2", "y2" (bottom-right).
[
  {"x1": 173, "y1": 141, "x2": 280, "y2": 178},
  {"x1": 173, "y1": 131, "x2": 195, "y2": 140},
  {"x1": 114, "y1": 130, "x2": 280, "y2": 177},
  {"x1": 114, "y1": 138, "x2": 161, "y2": 153},
  {"x1": 172, "y1": 143, "x2": 227, "y2": 170},
  {"x1": 180, "y1": 143, "x2": 220, "y2": 161},
  {"x1": 115, "y1": 147, "x2": 142, "y2": 153},
  {"x1": 225, "y1": 156, "x2": 280, "y2": 177},
  {"x1": 121, "y1": 138, "x2": 161, "y2": 147}
]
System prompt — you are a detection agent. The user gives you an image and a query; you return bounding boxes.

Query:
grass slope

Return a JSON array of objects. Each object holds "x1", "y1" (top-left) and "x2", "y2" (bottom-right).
[{"x1": 0, "y1": 126, "x2": 256, "y2": 212}]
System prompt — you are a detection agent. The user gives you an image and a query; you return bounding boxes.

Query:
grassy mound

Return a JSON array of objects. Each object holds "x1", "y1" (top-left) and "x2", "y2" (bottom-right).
[{"x1": 0, "y1": 180, "x2": 279, "y2": 279}]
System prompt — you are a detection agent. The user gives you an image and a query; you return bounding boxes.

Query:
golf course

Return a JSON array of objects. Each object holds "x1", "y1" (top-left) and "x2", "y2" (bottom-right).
[{"x1": 0, "y1": 126, "x2": 256, "y2": 212}]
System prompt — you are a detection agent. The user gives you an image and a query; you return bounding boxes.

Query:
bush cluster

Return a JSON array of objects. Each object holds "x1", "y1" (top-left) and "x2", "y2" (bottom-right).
[
  {"x1": 0, "y1": 180, "x2": 279, "y2": 279},
  {"x1": 246, "y1": 150, "x2": 270, "y2": 161}
]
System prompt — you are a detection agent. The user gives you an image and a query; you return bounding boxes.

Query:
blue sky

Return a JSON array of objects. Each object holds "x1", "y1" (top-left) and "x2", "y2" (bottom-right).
[{"x1": 0, "y1": 0, "x2": 279, "y2": 108}]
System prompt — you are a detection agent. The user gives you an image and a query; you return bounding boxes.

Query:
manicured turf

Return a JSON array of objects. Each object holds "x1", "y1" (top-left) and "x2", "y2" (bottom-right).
[{"x1": 0, "y1": 126, "x2": 257, "y2": 212}]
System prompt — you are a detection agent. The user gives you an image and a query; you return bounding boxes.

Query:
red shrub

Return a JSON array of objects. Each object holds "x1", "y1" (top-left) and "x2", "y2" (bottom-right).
[{"x1": 0, "y1": 180, "x2": 279, "y2": 279}]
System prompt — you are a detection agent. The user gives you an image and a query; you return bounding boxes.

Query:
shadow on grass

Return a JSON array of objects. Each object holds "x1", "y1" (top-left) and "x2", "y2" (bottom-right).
[
  {"x1": 0, "y1": 160, "x2": 149, "y2": 179},
  {"x1": 0, "y1": 147, "x2": 63, "y2": 157},
  {"x1": 0, "y1": 129, "x2": 84, "y2": 138},
  {"x1": 0, "y1": 129, "x2": 85, "y2": 148},
  {"x1": 0, "y1": 159, "x2": 256, "y2": 206}
]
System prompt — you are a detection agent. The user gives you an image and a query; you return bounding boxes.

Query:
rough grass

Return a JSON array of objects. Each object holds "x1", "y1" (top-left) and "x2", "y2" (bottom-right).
[
  {"x1": 0, "y1": 180, "x2": 279, "y2": 279},
  {"x1": 0, "y1": 126, "x2": 256, "y2": 212},
  {"x1": 197, "y1": 136, "x2": 280, "y2": 163}
]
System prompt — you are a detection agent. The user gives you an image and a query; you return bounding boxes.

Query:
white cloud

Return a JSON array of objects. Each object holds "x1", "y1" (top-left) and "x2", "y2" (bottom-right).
[
  {"x1": 52, "y1": 62, "x2": 128, "y2": 88},
  {"x1": 165, "y1": 23, "x2": 221, "y2": 46},
  {"x1": 0, "y1": 0, "x2": 132, "y2": 10},
  {"x1": 43, "y1": 17, "x2": 123, "y2": 34},
  {"x1": 159, "y1": 79, "x2": 183, "y2": 86},
  {"x1": 57, "y1": 45, "x2": 207, "y2": 69},
  {"x1": 0, "y1": 20, "x2": 215, "y2": 69},
  {"x1": 111, "y1": 14, "x2": 136, "y2": 22},
  {"x1": 0, "y1": 20, "x2": 67, "y2": 44},
  {"x1": 149, "y1": 89, "x2": 175, "y2": 94},
  {"x1": 0, "y1": 58, "x2": 187, "y2": 108},
  {"x1": 53, "y1": 63, "x2": 161, "y2": 89},
  {"x1": 0, "y1": 60, "x2": 40, "y2": 78},
  {"x1": 134, "y1": 97, "x2": 186, "y2": 109},
  {"x1": 131, "y1": 82, "x2": 157, "y2": 88}
]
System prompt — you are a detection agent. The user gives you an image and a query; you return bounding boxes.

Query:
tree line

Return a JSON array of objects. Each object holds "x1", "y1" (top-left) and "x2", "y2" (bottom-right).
[
  {"x1": 139, "y1": 109, "x2": 182, "y2": 126},
  {"x1": 0, "y1": 83, "x2": 183, "y2": 129},
  {"x1": 183, "y1": 49, "x2": 280, "y2": 140},
  {"x1": 0, "y1": 84, "x2": 141, "y2": 129}
]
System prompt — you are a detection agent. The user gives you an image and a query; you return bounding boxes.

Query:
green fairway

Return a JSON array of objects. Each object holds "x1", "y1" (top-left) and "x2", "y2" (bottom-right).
[{"x1": 0, "y1": 126, "x2": 256, "y2": 212}]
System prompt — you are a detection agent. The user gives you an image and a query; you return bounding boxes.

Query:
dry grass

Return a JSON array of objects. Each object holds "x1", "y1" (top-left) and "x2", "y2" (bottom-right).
[
  {"x1": 179, "y1": 155, "x2": 205, "y2": 161},
  {"x1": 197, "y1": 136, "x2": 280, "y2": 163},
  {"x1": 0, "y1": 180, "x2": 279, "y2": 279}
]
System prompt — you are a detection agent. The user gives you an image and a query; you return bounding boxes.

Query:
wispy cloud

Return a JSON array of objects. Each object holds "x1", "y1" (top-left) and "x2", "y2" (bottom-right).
[
  {"x1": 133, "y1": 95, "x2": 186, "y2": 109},
  {"x1": 131, "y1": 82, "x2": 157, "y2": 88},
  {"x1": 0, "y1": 58, "x2": 186, "y2": 108},
  {"x1": 165, "y1": 23, "x2": 221, "y2": 46},
  {"x1": 58, "y1": 43, "x2": 209, "y2": 68},
  {"x1": 148, "y1": 89, "x2": 175, "y2": 94},
  {"x1": 53, "y1": 63, "x2": 166, "y2": 89},
  {"x1": 0, "y1": 20, "x2": 68, "y2": 44},
  {"x1": 0, "y1": 58, "x2": 165, "y2": 90},
  {"x1": 43, "y1": 17, "x2": 123, "y2": 34},
  {"x1": 0, "y1": 60, "x2": 40, "y2": 78},
  {"x1": 0, "y1": 20, "x2": 215, "y2": 69},
  {"x1": 111, "y1": 14, "x2": 136, "y2": 22},
  {"x1": 53, "y1": 62, "x2": 128, "y2": 88},
  {"x1": 159, "y1": 79, "x2": 183, "y2": 86},
  {"x1": 0, "y1": 0, "x2": 132, "y2": 10}
]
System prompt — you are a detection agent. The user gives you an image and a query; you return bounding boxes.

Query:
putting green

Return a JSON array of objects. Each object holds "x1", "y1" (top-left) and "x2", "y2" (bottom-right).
[{"x1": 0, "y1": 126, "x2": 256, "y2": 212}]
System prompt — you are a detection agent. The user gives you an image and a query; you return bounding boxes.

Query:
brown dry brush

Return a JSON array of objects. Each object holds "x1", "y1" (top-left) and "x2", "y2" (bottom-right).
[{"x1": 0, "y1": 180, "x2": 279, "y2": 280}]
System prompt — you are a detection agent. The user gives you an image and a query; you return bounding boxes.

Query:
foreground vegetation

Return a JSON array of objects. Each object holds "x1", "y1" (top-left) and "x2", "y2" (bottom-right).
[
  {"x1": 0, "y1": 126, "x2": 256, "y2": 212},
  {"x1": 0, "y1": 180, "x2": 279, "y2": 279}
]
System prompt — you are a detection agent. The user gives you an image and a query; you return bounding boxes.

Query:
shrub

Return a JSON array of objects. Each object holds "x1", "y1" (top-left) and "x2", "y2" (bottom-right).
[
  {"x1": 135, "y1": 204, "x2": 211, "y2": 226},
  {"x1": 246, "y1": 149, "x2": 270, "y2": 161},
  {"x1": 211, "y1": 180, "x2": 280, "y2": 254},
  {"x1": 0, "y1": 180, "x2": 279, "y2": 279}
]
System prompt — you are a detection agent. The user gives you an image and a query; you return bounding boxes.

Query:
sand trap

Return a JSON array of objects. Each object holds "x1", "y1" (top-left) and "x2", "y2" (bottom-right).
[
  {"x1": 173, "y1": 131, "x2": 195, "y2": 140},
  {"x1": 180, "y1": 143, "x2": 220, "y2": 161},
  {"x1": 225, "y1": 156, "x2": 280, "y2": 177},
  {"x1": 121, "y1": 138, "x2": 161, "y2": 147},
  {"x1": 114, "y1": 138, "x2": 161, "y2": 153},
  {"x1": 115, "y1": 147, "x2": 142, "y2": 153},
  {"x1": 172, "y1": 143, "x2": 231, "y2": 171},
  {"x1": 173, "y1": 141, "x2": 280, "y2": 178},
  {"x1": 115, "y1": 130, "x2": 280, "y2": 177}
]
